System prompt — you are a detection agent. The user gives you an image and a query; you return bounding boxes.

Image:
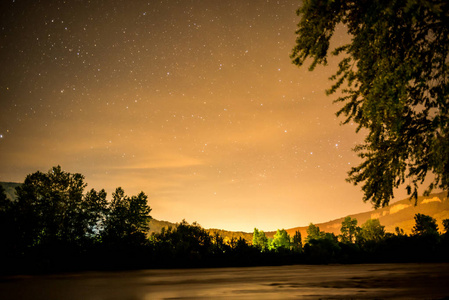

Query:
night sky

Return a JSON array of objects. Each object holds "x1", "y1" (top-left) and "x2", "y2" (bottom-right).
[{"x1": 0, "y1": 0, "x2": 406, "y2": 232}]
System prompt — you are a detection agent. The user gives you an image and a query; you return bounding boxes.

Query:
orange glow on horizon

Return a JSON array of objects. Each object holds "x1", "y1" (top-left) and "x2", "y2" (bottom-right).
[{"x1": 0, "y1": 0, "x2": 405, "y2": 232}]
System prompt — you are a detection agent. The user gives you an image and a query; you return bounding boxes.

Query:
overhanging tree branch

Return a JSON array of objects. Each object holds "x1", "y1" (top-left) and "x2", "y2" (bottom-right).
[{"x1": 291, "y1": 0, "x2": 449, "y2": 207}]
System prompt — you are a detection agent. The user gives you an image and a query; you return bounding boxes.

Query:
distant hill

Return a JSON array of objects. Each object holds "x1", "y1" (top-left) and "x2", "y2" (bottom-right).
[
  {"x1": 148, "y1": 192, "x2": 449, "y2": 241},
  {"x1": 148, "y1": 219, "x2": 253, "y2": 242},
  {"x1": 205, "y1": 228, "x2": 253, "y2": 243},
  {"x1": 267, "y1": 191, "x2": 449, "y2": 239},
  {"x1": 0, "y1": 181, "x2": 252, "y2": 242},
  {"x1": 1, "y1": 181, "x2": 447, "y2": 241},
  {"x1": 0, "y1": 182, "x2": 20, "y2": 201},
  {"x1": 148, "y1": 219, "x2": 177, "y2": 235}
]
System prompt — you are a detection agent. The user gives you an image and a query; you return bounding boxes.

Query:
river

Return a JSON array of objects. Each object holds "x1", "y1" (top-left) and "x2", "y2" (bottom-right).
[{"x1": 1, "y1": 263, "x2": 448, "y2": 299}]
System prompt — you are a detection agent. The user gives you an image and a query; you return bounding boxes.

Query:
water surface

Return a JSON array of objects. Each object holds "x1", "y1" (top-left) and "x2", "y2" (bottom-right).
[{"x1": 1, "y1": 263, "x2": 448, "y2": 299}]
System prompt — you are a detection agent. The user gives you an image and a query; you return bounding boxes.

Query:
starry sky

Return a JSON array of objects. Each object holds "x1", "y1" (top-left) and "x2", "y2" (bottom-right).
[{"x1": 0, "y1": 0, "x2": 409, "y2": 232}]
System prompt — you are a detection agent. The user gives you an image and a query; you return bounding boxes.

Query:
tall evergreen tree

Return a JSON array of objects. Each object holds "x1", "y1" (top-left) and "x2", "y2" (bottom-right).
[{"x1": 291, "y1": 230, "x2": 303, "y2": 252}]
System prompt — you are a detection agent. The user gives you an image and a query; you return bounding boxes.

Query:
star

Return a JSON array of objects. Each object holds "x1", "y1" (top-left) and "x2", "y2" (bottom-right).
[{"x1": 0, "y1": 0, "x2": 372, "y2": 232}]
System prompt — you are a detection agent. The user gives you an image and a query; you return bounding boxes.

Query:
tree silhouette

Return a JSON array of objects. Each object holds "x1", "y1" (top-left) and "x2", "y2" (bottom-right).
[
  {"x1": 443, "y1": 219, "x2": 449, "y2": 235},
  {"x1": 0, "y1": 184, "x2": 11, "y2": 212},
  {"x1": 305, "y1": 223, "x2": 323, "y2": 243},
  {"x1": 360, "y1": 218, "x2": 385, "y2": 242},
  {"x1": 412, "y1": 213, "x2": 439, "y2": 236},
  {"x1": 82, "y1": 188, "x2": 108, "y2": 241},
  {"x1": 14, "y1": 166, "x2": 88, "y2": 248},
  {"x1": 4, "y1": 166, "x2": 449, "y2": 272},
  {"x1": 252, "y1": 228, "x2": 269, "y2": 251},
  {"x1": 0, "y1": 185, "x2": 15, "y2": 257},
  {"x1": 0, "y1": 166, "x2": 154, "y2": 272},
  {"x1": 291, "y1": 230, "x2": 303, "y2": 252},
  {"x1": 103, "y1": 188, "x2": 152, "y2": 246},
  {"x1": 291, "y1": 0, "x2": 449, "y2": 207},
  {"x1": 152, "y1": 220, "x2": 214, "y2": 265},
  {"x1": 340, "y1": 216, "x2": 359, "y2": 243}
]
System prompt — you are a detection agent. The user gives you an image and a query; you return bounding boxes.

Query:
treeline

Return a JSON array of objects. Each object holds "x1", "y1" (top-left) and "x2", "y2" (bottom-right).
[
  {"x1": 0, "y1": 166, "x2": 153, "y2": 274},
  {"x1": 1, "y1": 166, "x2": 449, "y2": 274},
  {"x1": 251, "y1": 215, "x2": 449, "y2": 264}
]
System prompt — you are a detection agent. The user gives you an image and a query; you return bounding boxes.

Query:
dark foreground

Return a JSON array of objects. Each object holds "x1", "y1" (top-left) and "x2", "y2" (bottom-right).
[{"x1": 1, "y1": 263, "x2": 449, "y2": 299}]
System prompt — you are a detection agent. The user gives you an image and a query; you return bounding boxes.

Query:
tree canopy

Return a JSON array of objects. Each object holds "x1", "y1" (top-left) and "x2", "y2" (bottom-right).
[
  {"x1": 3, "y1": 168, "x2": 449, "y2": 273},
  {"x1": 340, "y1": 216, "x2": 359, "y2": 243},
  {"x1": 103, "y1": 187, "x2": 152, "y2": 245},
  {"x1": 291, "y1": 0, "x2": 449, "y2": 207},
  {"x1": 360, "y1": 218, "x2": 385, "y2": 242},
  {"x1": 305, "y1": 223, "x2": 324, "y2": 243},
  {"x1": 252, "y1": 228, "x2": 269, "y2": 250},
  {"x1": 14, "y1": 166, "x2": 88, "y2": 248},
  {"x1": 271, "y1": 229, "x2": 291, "y2": 250},
  {"x1": 5, "y1": 166, "x2": 152, "y2": 255},
  {"x1": 443, "y1": 219, "x2": 449, "y2": 235},
  {"x1": 412, "y1": 213, "x2": 439, "y2": 236}
]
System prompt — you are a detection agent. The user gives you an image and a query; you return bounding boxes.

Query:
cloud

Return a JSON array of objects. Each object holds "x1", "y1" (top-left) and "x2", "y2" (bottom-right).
[
  {"x1": 390, "y1": 204, "x2": 411, "y2": 214},
  {"x1": 422, "y1": 197, "x2": 441, "y2": 204},
  {"x1": 115, "y1": 154, "x2": 204, "y2": 170}
]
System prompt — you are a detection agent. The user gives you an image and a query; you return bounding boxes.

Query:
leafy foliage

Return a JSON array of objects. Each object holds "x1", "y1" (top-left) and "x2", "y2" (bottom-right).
[
  {"x1": 0, "y1": 166, "x2": 152, "y2": 273},
  {"x1": 443, "y1": 219, "x2": 449, "y2": 235},
  {"x1": 412, "y1": 213, "x2": 439, "y2": 236},
  {"x1": 271, "y1": 229, "x2": 291, "y2": 250},
  {"x1": 305, "y1": 223, "x2": 324, "y2": 243},
  {"x1": 14, "y1": 166, "x2": 88, "y2": 248},
  {"x1": 0, "y1": 184, "x2": 11, "y2": 213},
  {"x1": 103, "y1": 188, "x2": 152, "y2": 245},
  {"x1": 151, "y1": 220, "x2": 214, "y2": 264},
  {"x1": 0, "y1": 185, "x2": 16, "y2": 257},
  {"x1": 291, "y1": 0, "x2": 449, "y2": 207},
  {"x1": 82, "y1": 188, "x2": 108, "y2": 240},
  {"x1": 340, "y1": 216, "x2": 359, "y2": 243},
  {"x1": 2, "y1": 168, "x2": 449, "y2": 273},
  {"x1": 360, "y1": 218, "x2": 385, "y2": 242},
  {"x1": 291, "y1": 230, "x2": 303, "y2": 252},
  {"x1": 252, "y1": 228, "x2": 269, "y2": 251},
  {"x1": 0, "y1": 182, "x2": 20, "y2": 201}
]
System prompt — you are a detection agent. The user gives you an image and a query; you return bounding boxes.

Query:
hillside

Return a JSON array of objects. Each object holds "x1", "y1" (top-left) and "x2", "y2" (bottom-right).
[
  {"x1": 1, "y1": 181, "x2": 447, "y2": 241},
  {"x1": 148, "y1": 219, "x2": 253, "y2": 242},
  {"x1": 269, "y1": 191, "x2": 449, "y2": 239},
  {"x1": 147, "y1": 192, "x2": 449, "y2": 241},
  {"x1": 0, "y1": 182, "x2": 21, "y2": 201},
  {"x1": 0, "y1": 181, "x2": 252, "y2": 242}
]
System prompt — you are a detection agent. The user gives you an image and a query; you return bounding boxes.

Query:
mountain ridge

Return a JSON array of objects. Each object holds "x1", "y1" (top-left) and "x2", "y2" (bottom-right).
[
  {"x1": 1, "y1": 181, "x2": 447, "y2": 240},
  {"x1": 148, "y1": 191, "x2": 449, "y2": 240},
  {"x1": 269, "y1": 191, "x2": 449, "y2": 239}
]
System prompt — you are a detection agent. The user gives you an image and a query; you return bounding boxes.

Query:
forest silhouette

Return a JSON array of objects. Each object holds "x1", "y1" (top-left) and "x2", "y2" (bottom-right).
[{"x1": 1, "y1": 166, "x2": 449, "y2": 275}]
